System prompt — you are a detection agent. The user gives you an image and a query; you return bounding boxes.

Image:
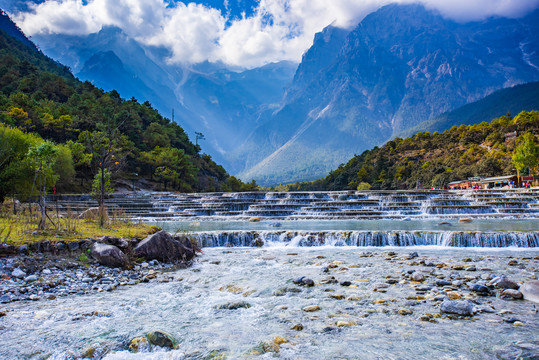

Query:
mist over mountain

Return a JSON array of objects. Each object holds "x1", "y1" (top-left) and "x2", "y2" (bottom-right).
[
  {"x1": 238, "y1": 4, "x2": 539, "y2": 185},
  {"x1": 30, "y1": 27, "x2": 297, "y2": 171}
]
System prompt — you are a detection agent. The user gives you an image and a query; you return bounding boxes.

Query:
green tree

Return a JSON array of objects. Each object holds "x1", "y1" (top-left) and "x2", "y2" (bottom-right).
[
  {"x1": 154, "y1": 147, "x2": 196, "y2": 191},
  {"x1": 512, "y1": 133, "x2": 539, "y2": 178},
  {"x1": 356, "y1": 182, "x2": 371, "y2": 190},
  {"x1": 91, "y1": 169, "x2": 113, "y2": 200},
  {"x1": 0, "y1": 124, "x2": 41, "y2": 203},
  {"x1": 79, "y1": 130, "x2": 129, "y2": 226},
  {"x1": 27, "y1": 141, "x2": 59, "y2": 230}
]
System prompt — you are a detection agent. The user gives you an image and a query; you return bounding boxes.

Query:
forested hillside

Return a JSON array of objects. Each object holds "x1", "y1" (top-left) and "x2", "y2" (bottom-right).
[
  {"x1": 0, "y1": 12, "x2": 255, "y2": 202},
  {"x1": 399, "y1": 81, "x2": 539, "y2": 138},
  {"x1": 283, "y1": 111, "x2": 539, "y2": 191}
]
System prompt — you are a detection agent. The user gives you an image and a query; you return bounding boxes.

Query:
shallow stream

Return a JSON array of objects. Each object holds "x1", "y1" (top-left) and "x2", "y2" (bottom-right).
[{"x1": 1, "y1": 247, "x2": 538, "y2": 359}]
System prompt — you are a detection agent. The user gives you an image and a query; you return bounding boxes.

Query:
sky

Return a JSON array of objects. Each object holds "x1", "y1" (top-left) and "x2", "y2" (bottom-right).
[{"x1": 3, "y1": 0, "x2": 539, "y2": 68}]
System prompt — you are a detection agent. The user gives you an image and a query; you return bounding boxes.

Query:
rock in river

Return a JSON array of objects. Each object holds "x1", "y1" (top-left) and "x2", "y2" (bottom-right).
[
  {"x1": 91, "y1": 243, "x2": 128, "y2": 268},
  {"x1": 216, "y1": 301, "x2": 251, "y2": 310},
  {"x1": 502, "y1": 289, "x2": 523, "y2": 300},
  {"x1": 488, "y1": 277, "x2": 519, "y2": 290},
  {"x1": 135, "y1": 231, "x2": 195, "y2": 262},
  {"x1": 520, "y1": 280, "x2": 539, "y2": 303},
  {"x1": 440, "y1": 300, "x2": 474, "y2": 316},
  {"x1": 147, "y1": 330, "x2": 178, "y2": 349}
]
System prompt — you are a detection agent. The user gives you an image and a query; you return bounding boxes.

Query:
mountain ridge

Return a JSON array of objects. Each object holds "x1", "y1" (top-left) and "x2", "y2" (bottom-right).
[{"x1": 238, "y1": 4, "x2": 539, "y2": 185}]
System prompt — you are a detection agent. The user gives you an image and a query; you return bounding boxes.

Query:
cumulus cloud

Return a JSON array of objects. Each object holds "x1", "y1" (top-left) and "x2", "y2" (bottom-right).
[{"x1": 11, "y1": 0, "x2": 539, "y2": 68}]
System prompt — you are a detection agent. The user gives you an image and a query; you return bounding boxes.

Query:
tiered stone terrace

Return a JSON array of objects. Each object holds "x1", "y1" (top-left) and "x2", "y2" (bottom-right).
[{"x1": 51, "y1": 189, "x2": 539, "y2": 221}]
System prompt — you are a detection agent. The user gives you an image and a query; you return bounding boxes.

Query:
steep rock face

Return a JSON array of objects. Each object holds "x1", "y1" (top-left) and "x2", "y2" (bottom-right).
[{"x1": 239, "y1": 4, "x2": 539, "y2": 185}]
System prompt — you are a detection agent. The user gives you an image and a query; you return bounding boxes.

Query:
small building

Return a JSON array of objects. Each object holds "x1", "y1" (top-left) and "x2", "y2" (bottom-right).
[
  {"x1": 447, "y1": 180, "x2": 471, "y2": 190},
  {"x1": 522, "y1": 176, "x2": 534, "y2": 188},
  {"x1": 478, "y1": 175, "x2": 518, "y2": 189}
]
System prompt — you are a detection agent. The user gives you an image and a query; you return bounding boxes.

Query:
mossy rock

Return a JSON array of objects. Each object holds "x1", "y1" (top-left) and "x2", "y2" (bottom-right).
[
  {"x1": 204, "y1": 349, "x2": 228, "y2": 359},
  {"x1": 147, "y1": 330, "x2": 178, "y2": 349},
  {"x1": 129, "y1": 336, "x2": 150, "y2": 353}
]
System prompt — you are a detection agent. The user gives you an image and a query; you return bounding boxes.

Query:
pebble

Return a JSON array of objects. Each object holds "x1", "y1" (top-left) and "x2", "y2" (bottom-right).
[
  {"x1": 303, "y1": 305, "x2": 321, "y2": 312},
  {"x1": 0, "y1": 254, "x2": 173, "y2": 304},
  {"x1": 24, "y1": 275, "x2": 38, "y2": 282},
  {"x1": 411, "y1": 272, "x2": 425, "y2": 281},
  {"x1": 440, "y1": 300, "x2": 474, "y2": 316},
  {"x1": 436, "y1": 279, "x2": 451, "y2": 286},
  {"x1": 398, "y1": 308, "x2": 412, "y2": 315},
  {"x1": 336, "y1": 321, "x2": 356, "y2": 327},
  {"x1": 489, "y1": 277, "x2": 519, "y2": 290},
  {"x1": 447, "y1": 291, "x2": 461, "y2": 300},
  {"x1": 147, "y1": 330, "x2": 178, "y2": 349},
  {"x1": 470, "y1": 284, "x2": 489, "y2": 293},
  {"x1": 501, "y1": 289, "x2": 523, "y2": 300},
  {"x1": 11, "y1": 268, "x2": 26, "y2": 279}
]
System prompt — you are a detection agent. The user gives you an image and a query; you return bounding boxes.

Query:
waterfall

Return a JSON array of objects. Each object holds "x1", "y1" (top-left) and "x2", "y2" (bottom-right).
[
  {"x1": 188, "y1": 230, "x2": 539, "y2": 248},
  {"x1": 50, "y1": 189, "x2": 539, "y2": 221}
]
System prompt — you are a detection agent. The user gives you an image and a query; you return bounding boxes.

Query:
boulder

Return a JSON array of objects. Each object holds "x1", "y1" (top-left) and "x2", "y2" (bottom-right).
[
  {"x1": 100, "y1": 236, "x2": 129, "y2": 250},
  {"x1": 91, "y1": 243, "x2": 128, "y2": 268},
  {"x1": 440, "y1": 300, "x2": 474, "y2": 316},
  {"x1": 520, "y1": 280, "x2": 539, "y2": 303},
  {"x1": 134, "y1": 231, "x2": 195, "y2": 262}
]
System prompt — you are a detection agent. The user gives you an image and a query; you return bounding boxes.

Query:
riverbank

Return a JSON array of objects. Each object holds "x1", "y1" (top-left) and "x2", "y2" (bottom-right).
[
  {"x1": 0, "y1": 210, "x2": 159, "y2": 247},
  {"x1": 1, "y1": 246, "x2": 538, "y2": 359},
  {"x1": 0, "y1": 252, "x2": 182, "y2": 303}
]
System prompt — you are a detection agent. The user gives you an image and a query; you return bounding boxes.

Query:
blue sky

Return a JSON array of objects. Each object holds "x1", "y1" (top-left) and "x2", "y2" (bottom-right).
[{"x1": 3, "y1": 0, "x2": 539, "y2": 68}]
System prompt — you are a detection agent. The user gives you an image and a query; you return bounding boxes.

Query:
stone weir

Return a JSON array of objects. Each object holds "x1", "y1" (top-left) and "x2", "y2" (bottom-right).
[
  {"x1": 51, "y1": 189, "x2": 539, "y2": 221},
  {"x1": 190, "y1": 230, "x2": 539, "y2": 248}
]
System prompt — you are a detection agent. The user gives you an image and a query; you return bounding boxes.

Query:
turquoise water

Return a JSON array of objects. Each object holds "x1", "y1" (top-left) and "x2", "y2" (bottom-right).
[{"x1": 150, "y1": 218, "x2": 539, "y2": 233}]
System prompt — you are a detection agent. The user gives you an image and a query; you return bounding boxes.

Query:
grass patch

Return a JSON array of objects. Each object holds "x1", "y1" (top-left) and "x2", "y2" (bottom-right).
[{"x1": 0, "y1": 201, "x2": 160, "y2": 246}]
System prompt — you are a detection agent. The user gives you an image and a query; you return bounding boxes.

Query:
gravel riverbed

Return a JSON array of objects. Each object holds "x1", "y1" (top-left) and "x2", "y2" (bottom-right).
[
  {"x1": 0, "y1": 254, "x2": 181, "y2": 304},
  {"x1": 0, "y1": 246, "x2": 538, "y2": 359}
]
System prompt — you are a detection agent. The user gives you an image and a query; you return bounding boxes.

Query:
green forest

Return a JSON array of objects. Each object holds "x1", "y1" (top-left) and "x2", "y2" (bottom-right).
[
  {"x1": 281, "y1": 111, "x2": 539, "y2": 191},
  {"x1": 0, "y1": 23, "x2": 257, "y2": 203}
]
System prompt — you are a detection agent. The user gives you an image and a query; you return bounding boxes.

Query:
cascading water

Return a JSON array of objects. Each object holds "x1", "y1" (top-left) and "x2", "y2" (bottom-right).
[
  {"x1": 51, "y1": 189, "x2": 539, "y2": 221},
  {"x1": 4, "y1": 190, "x2": 539, "y2": 359},
  {"x1": 189, "y1": 230, "x2": 539, "y2": 248}
]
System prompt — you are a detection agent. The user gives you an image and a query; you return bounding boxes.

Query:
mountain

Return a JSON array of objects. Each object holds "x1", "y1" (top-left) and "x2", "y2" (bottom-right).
[
  {"x1": 284, "y1": 111, "x2": 539, "y2": 192},
  {"x1": 30, "y1": 27, "x2": 297, "y2": 172},
  {"x1": 0, "y1": 9, "x2": 35, "y2": 50},
  {"x1": 398, "y1": 81, "x2": 539, "y2": 138},
  {"x1": 238, "y1": 4, "x2": 539, "y2": 185},
  {"x1": 0, "y1": 11, "x2": 249, "y2": 195}
]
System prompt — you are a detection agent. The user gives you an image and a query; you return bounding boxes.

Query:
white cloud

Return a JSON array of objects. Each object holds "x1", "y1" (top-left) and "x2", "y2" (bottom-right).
[{"x1": 12, "y1": 0, "x2": 539, "y2": 68}]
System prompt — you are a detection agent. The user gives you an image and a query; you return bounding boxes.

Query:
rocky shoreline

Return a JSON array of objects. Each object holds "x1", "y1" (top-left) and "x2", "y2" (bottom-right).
[{"x1": 0, "y1": 230, "x2": 197, "y2": 304}]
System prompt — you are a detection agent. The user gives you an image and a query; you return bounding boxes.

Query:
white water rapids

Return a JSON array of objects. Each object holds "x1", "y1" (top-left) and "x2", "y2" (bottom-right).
[{"x1": 1, "y1": 247, "x2": 538, "y2": 359}]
